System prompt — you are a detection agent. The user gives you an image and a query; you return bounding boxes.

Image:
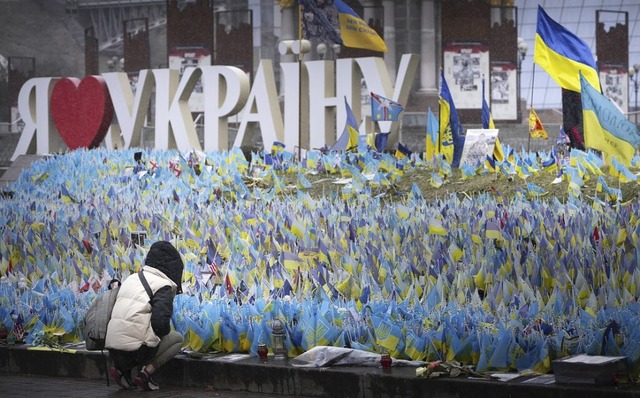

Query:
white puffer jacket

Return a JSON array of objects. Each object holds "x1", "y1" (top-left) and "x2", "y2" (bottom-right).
[{"x1": 105, "y1": 266, "x2": 177, "y2": 351}]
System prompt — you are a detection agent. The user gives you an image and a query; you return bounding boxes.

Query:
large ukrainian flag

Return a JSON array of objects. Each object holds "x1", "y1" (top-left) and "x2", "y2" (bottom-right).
[
  {"x1": 334, "y1": 0, "x2": 387, "y2": 52},
  {"x1": 580, "y1": 72, "x2": 640, "y2": 167},
  {"x1": 534, "y1": 5, "x2": 600, "y2": 93}
]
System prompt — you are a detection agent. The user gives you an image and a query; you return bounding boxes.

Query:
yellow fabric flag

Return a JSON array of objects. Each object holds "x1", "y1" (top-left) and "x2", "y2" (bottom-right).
[
  {"x1": 493, "y1": 137, "x2": 505, "y2": 163},
  {"x1": 335, "y1": 0, "x2": 387, "y2": 52},
  {"x1": 529, "y1": 107, "x2": 548, "y2": 139}
]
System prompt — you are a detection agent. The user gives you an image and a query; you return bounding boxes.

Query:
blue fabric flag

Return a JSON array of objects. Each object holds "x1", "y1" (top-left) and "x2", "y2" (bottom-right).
[
  {"x1": 370, "y1": 92, "x2": 404, "y2": 122},
  {"x1": 374, "y1": 132, "x2": 390, "y2": 152}
]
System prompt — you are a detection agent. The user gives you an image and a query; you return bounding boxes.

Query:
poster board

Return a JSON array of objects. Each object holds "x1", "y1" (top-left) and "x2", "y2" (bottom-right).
[
  {"x1": 443, "y1": 42, "x2": 490, "y2": 109},
  {"x1": 168, "y1": 46, "x2": 211, "y2": 113},
  {"x1": 599, "y1": 65, "x2": 627, "y2": 114},
  {"x1": 459, "y1": 128, "x2": 499, "y2": 166},
  {"x1": 490, "y1": 61, "x2": 517, "y2": 121}
]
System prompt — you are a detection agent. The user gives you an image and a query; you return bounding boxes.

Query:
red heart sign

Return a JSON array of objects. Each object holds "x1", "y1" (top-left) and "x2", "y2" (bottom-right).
[{"x1": 50, "y1": 76, "x2": 114, "y2": 150}]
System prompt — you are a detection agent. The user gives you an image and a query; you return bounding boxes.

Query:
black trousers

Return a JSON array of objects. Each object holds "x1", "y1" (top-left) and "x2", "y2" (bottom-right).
[{"x1": 109, "y1": 344, "x2": 159, "y2": 371}]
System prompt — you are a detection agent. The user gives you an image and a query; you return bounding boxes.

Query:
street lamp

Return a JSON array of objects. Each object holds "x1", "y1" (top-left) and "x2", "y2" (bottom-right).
[
  {"x1": 106, "y1": 56, "x2": 124, "y2": 72},
  {"x1": 630, "y1": 64, "x2": 640, "y2": 126},
  {"x1": 332, "y1": 43, "x2": 341, "y2": 59},
  {"x1": 317, "y1": 43, "x2": 327, "y2": 60},
  {"x1": 316, "y1": 43, "x2": 340, "y2": 60},
  {"x1": 516, "y1": 37, "x2": 528, "y2": 124}
]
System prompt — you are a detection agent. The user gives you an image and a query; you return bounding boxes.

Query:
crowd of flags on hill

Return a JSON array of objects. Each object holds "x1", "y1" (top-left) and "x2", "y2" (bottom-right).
[
  {"x1": 333, "y1": 79, "x2": 639, "y2": 201},
  {"x1": 3, "y1": 2, "x2": 640, "y2": 375},
  {"x1": 1, "y1": 146, "x2": 640, "y2": 375}
]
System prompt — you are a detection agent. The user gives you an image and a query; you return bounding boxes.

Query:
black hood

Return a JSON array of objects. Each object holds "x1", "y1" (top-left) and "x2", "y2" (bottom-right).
[{"x1": 145, "y1": 240, "x2": 184, "y2": 294}]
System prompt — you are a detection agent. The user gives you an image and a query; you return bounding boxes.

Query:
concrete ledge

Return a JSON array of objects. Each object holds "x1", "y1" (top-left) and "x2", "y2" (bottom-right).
[{"x1": 2, "y1": 345, "x2": 640, "y2": 397}]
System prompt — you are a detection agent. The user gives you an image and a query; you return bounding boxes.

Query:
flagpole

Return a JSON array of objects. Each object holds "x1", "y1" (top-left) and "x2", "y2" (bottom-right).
[
  {"x1": 527, "y1": 64, "x2": 536, "y2": 153},
  {"x1": 298, "y1": 4, "x2": 303, "y2": 161},
  {"x1": 438, "y1": 69, "x2": 442, "y2": 155}
]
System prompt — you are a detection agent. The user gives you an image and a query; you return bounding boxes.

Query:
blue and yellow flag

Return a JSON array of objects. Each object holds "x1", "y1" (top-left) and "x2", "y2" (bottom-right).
[
  {"x1": 60, "y1": 183, "x2": 76, "y2": 204},
  {"x1": 334, "y1": 0, "x2": 387, "y2": 52},
  {"x1": 330, "y1": 97, "x2": 360, "y2": 152},
  {"x1": 534, "y1": 5, "x2": 600, "y2": 93},
  {"x1": 485, "y1": 221, "x2": 501, "y2": 240},
  {"x1": 395, "y1": 142, "x2": 412, "y2": 161},
  {"x1": 596, "y1": 175, "x2": 621, "y2": 202},
  {"x1": 609, "y1": 156, "x2": 638, "y2": 183},
  {"x1": 370, "y1": 314, "x2": 404, "y2": 356},
  {"x1": 425, "y1": 107, "x2": 439, "y2": 161},
  {"x1": 367, "y1": 132, "x2": 389, "y2": 152},
  {"x1": 580, "y1": 72, "x2": 640, "y2": 167},
  {"x1": 481, "y1": 80, "x2": 494, "y2": 130},
  {"x1": 481, "y1": 79, "x2": 504, "y2": 163},
  {"x1": 439, "y1": 69, "x2": 462, "y2": 166}
]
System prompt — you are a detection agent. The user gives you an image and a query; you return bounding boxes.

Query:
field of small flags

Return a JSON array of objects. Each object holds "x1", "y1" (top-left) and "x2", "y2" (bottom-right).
[{"x1": 2, "y1": 144, "x2": 640, "y2": 377}]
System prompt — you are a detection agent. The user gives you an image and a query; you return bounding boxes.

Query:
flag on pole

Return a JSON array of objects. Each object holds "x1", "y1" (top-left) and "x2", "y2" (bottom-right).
[
  {"x1": 369, "y1": 132, "x2": 390, "y2": 152},
  {"x1": 481, "y1": 79, "x2": 505, "y2": 163},
  {"x1": 60, "y1": 184, "x2": 76, "y2": 204},
  {"x1": 485, "y1": 221, "x2": 501, "y2": 240},
  {"x1": 481, "y1": 80, "x2": 494, "y2": 130},
  {"x1": 493, "y1": 138, "x2": 505, "y2": 164},
  {"x1": 334, "y1": 0, "x2": 387, "y2": 52},
  {"x1": 529, "y1": 107, "x2": 548, "y2": 140},
  {"x1": 581, "y1": 72, "x2": 640, "y2": 167},
  {"x1": 330, "y1": 97, "x2": 360, "y2": 152},
  {"x1": 425, "y1": 107, "x2": 439, "y2": 161},
  {"x1": 439, "y1": 69, "x2": 463, "y2": 166},
  {"x1": 370, "y1": 92, "x2": 404, "y2": 121},
  {"x1": 395, "y1": 142, "x2": 412, "y2": 161},
  {"x1": 366, "y1": 132, "x2": 376, "y2": 150},
  {"x1": 609, "y1": 156, "x2": 638, "y2": 183},
  {"x1": 533, "y1": 5, "x2": 600, "y2": 93}
]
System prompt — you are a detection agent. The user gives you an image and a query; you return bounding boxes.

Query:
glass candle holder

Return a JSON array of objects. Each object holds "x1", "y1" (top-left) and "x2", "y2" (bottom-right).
[
  {"x1": 380, "y1": 353, "x2": 392, "y2": 369},
  {"x1": 271, "y1": 319, "x2": 287, "y2": 360},
  {"x1": 258, "y1": 344, "x2": 268, "y2": 360}
]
